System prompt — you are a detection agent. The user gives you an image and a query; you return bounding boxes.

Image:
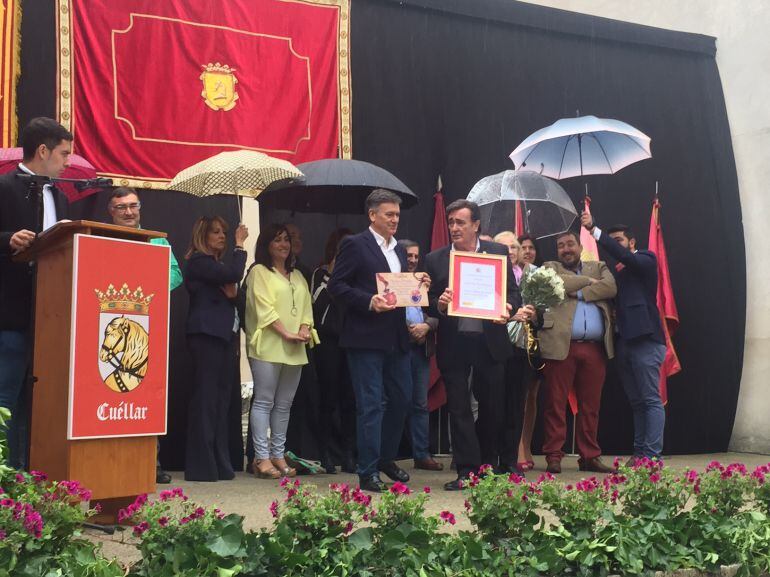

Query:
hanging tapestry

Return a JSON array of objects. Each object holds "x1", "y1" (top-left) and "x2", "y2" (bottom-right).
[
  {"x1": 0, "y1": 0, "x2": 21, "y2": 147},
  {"x1": 56, "y1": 0, "x2": 351, "y2": 188}
]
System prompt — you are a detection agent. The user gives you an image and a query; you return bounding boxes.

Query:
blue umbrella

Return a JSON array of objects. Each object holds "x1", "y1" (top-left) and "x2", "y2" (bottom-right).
[{"x1": 510, "y1": 115, "x2": 652, "y2": 179}]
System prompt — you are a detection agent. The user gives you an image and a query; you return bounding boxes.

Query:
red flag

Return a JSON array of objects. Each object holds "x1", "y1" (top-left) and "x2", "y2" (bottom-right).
[
  {"x1": 514, "y1": 200, "x2": 525, "y2": 237},
  {"x1": 648, "y1": 199, "x2": 681, "y2": 404},
  {"x1": 427, "y1": 176, "x2": 448, "y2": 411},
  {"x1": 580, "y1": 195, "x2": 599, "y2": 262}
]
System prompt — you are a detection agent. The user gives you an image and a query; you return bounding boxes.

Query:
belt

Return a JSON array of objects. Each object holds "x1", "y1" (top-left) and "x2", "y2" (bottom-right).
[{"x1": 573, "y1": 339, "x2": 600, "y2": 344}]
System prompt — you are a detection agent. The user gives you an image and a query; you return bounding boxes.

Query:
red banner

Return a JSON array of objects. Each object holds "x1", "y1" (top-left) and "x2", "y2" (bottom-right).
[
  {"x1": 57, "y1": 0, "x2": 351, "y2": 188},
  {"x1": 69, "y1": 236, "x2": 170, "y2": 439},
  {"x1": 1, "y1": 0, "x2": 21, "y2": 147}
]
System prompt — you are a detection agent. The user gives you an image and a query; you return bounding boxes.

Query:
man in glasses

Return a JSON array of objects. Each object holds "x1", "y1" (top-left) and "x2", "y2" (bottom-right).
[{"x1": 107, "y1": 187, "x2": 182, "y2": 483}]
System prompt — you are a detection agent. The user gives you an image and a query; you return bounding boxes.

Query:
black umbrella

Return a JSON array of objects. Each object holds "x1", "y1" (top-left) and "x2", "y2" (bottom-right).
[{"x1": 258, "y1": 159, "x2": 418, "y2": 214}]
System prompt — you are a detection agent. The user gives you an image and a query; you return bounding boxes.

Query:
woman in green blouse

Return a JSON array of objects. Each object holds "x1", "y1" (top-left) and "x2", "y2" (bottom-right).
[{"x1": 244, "y1": 223, "x2": 318, "y2": 478}]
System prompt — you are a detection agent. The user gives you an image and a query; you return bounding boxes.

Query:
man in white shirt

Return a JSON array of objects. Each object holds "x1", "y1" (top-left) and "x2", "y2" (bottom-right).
[
  {"x1": 328, "y1": 189, "x2": 416, "y2": 492},
  {"x1": 0, "y1": 117, "x2": 72, "y2": 468}
]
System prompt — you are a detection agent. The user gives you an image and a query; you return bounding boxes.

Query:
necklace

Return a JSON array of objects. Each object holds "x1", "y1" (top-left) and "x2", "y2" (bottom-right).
[{"x1": 289, "y1": 279, "x2": 297, "y2": 316}]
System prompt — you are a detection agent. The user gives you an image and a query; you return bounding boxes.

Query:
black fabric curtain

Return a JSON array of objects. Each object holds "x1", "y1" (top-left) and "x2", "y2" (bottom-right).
[{"x1": 17, "y1": 0, "x2": 743, "y2": 459}]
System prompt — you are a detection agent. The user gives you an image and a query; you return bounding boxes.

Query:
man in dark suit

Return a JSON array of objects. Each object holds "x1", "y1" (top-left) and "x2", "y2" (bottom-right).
[
  {"x1": 0, "y1": 117, "x2": 72, "y2": 468},
  {"x1": 581, "y1": 211, "x2": 667, "y2": 460},
  {"x1": 425, "y1": 199, "x2": 529, "y2": 490},
  {"x1": 328, "y1": 189, "x2": 416, "y2": 492}
]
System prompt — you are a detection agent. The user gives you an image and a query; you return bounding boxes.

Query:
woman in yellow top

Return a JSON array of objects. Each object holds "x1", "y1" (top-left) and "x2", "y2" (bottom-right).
[{"x1": 244, "y1": 223, "x2": 318, "y2": 479}]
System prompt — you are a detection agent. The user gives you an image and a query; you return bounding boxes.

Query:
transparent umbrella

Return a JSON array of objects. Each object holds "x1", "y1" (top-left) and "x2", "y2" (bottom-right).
[{"x1": 467, "y1": 170, "x2": 577, "y2": 240}]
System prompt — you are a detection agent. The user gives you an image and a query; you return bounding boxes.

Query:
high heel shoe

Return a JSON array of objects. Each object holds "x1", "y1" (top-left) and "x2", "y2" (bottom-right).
[
  {"x1": 271, "y1": 457, "x2": 297, "y2": 478},
  {"x1": 254, "y1": 459, "x2": 281, "y2": 479},
  {"x1": 517, "y1": 460, "x2": 535, "y2": 471}
]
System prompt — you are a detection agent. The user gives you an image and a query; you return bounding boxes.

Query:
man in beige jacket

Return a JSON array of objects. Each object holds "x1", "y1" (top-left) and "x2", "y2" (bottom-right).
[{"x1": 538, "y1": 231, "x2": 617, "y2": 474}]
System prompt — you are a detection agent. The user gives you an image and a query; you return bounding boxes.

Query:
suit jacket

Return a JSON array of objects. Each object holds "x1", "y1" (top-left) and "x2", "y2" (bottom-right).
[
  {"x1": 596, "y1": 230, "x2": 664, "y2": 343},
  {"x1": 537, "y1": 260, "x2": 617, "y2": 361},
  {"x1": 327, "y1": 229, "x2": 410, "y2": 351},
  {"x1": 0, "y1": 170, "x2": 69, "y2": 331},
  {"x1": 425, "y1": 240, "x2": 521, "y2": 369},
  {"x1": 185, "y1": 249, "x2": 247, "y2": 341}
]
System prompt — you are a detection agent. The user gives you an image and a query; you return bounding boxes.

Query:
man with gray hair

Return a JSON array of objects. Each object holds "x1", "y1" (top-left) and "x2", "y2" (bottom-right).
[{"x1": 329, "y1": 189, "x2": 416, "y2": 492}]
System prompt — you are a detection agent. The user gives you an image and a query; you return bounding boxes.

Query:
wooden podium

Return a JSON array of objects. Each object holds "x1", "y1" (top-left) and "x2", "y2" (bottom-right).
[{"x1": 16, "y1": 221, "x2": 169, "y2": 514}]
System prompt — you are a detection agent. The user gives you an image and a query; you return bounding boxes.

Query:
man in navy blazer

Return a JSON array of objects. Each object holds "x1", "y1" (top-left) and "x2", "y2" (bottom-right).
[
  {"x1": 328, "y1": 189, "x2": 415, "y2": 492},
  {"x1": 581, "y1": 212, "x2": 667, "y2": 460}
]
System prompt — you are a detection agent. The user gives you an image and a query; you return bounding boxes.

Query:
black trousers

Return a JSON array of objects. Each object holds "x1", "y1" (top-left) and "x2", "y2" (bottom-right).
[
  {"x1": 498, "y1": 353, "x2": 528, "y2": 467},
  {"x1": 441, "y1": 335, "x2": 506, "y2": 476},
  {"x1": 185, "y1": 333, "x2": 237, "y2": 482},
  {"x1": 314, "y1": 334, "x2": 356, "y2": 460}
]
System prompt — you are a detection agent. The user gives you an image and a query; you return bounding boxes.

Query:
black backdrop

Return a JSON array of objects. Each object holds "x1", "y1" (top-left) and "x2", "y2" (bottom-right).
[{"x1": 17, "y1": 0, "x2": 744, "y2": 466}]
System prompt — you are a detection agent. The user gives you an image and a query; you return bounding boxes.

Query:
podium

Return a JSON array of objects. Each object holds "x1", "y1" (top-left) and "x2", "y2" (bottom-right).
[{"x1": 16, "y1": 221, "x2": 171, "y2": 515}]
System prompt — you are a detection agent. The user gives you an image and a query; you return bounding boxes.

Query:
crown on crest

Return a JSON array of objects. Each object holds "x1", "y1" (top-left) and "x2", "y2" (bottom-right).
[
  {"x1": 95, "y1": 283, "x2": 154, "y2": 315},
  {"x1": 201, "y1": 62, "x2": 236, "y2": 75}
]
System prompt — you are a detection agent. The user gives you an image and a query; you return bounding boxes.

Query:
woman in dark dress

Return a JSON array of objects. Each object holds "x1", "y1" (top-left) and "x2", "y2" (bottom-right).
[{"x1": 183, "y1": 216, "x2": 249, "y2": 482}]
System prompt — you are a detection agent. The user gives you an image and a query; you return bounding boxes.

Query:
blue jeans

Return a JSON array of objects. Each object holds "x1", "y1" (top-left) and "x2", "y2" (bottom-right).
[
  {"x1": 408, "y1": 346, "x2": 431, "y2": 460},
  {"x1": 0, "y1": 330, "x2": 29, "y2": 468},
  {"x1": 346, "y1": 347, "x2": 412, "y2": 478},
  {"x1": 617, "y1": 337, "x2": 667, "y2": 458}
]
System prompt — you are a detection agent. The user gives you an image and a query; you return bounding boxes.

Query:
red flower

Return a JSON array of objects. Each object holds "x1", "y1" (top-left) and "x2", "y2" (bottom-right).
[
  {"x1": 440, "y1": 510, "x2": 456, "y2": 525},
  {"x1": 269, "y1": 500, "x2": 279, "y2": 518}
]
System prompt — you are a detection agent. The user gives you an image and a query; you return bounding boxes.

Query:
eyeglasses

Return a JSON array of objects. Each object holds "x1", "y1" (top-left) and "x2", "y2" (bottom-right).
[{"x1": 112, "y1": 202, "x2": 141, "y2": 212}]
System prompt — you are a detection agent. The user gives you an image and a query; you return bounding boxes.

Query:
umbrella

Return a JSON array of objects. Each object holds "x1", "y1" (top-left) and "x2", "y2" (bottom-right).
[
  {"x1": 467, "y1": 170, "x2": 577, "y2": 240},
  {"x1": 0, "y1": 147, "x2": 100, "y2": 202},
  {"x1": 257, "y1": 158, "x2": 418, "y2": 214},
  {"x1": 509, "y1": 115, "x2": 651, "y2": 179},
  {"x1": 168, "y1": 150, "x2": 304, "y2": 219}
]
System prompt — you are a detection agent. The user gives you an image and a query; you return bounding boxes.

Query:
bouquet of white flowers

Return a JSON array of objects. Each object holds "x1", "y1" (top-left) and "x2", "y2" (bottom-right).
[
  {"x1": 508, "y1": 267, "x2": 566, "y2": 364},
  {"x1": 519, "y1": 266, "x2": 566, "y2": 310}
]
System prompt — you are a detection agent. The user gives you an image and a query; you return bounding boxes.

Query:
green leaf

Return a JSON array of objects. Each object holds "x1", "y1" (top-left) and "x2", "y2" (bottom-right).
[
  {"x1": 207, "y1": 524, "x2": 243, "y2": 557},
  {"x1": 348, "y1": 527, "x2": 374, "y2": 551}
]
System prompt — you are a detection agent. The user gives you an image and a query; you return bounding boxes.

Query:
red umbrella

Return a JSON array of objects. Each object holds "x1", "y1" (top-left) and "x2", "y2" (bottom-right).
[{"x1": 0, "y1": 147, "x2": 101, "y2": 202}]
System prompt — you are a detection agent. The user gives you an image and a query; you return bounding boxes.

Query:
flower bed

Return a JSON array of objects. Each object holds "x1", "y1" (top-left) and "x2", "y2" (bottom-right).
[{"x1": 119, "y1": 458, "x2": 770, "y2": 577}]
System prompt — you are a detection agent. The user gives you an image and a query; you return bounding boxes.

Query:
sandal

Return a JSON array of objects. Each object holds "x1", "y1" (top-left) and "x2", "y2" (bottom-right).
[
  {"x1": 254, "y1": 459, "x2": 281, "y2": 479},
  {"x1": 271, "y1": 457, "x2": 297, "y2": 478}
]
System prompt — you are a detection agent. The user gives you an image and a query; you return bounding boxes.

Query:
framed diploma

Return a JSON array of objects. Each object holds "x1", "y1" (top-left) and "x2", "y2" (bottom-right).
[
  {"x1": 376, "y1": 272, "x2": 429, "y2": 307},
  {"x1": 448, "y1": 251, "x2": 508, "y2": 320}
]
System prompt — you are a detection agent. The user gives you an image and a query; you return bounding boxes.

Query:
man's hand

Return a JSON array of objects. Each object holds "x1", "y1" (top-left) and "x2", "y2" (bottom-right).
[
  {"x1": 580, "y1": 211, "x2": 594, "y2": 231},
  {"x1": 417, "y1": 273, "x2": 432, "y2": 291},
  {"x1": 10, "y1": 229, "x2": 35, "y2": 253},
  {"x1": 220, "y1": 283, "x2": 238, "y2": 299},
  {"x1": 370, "y1": 294, "x2": 396, "y2": 313},
  {"x1": 408, "y1": 322, "x2": 430, "y2": 343},
  {"x1": 492, "y1": 303, "x2": 513, "y2": 325},
  {"x1": 437, "y1": 288, "x2": 453, "y2": 313},
  {"x1": 234, "y1": 224, "x2": 249, "y2": 247},
  {"x1": 511, "y1": 304, "x2": 536, "y2": 323}
]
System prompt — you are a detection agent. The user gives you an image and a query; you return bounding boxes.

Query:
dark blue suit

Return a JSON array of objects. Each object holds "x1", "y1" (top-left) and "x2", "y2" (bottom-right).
[
  {"x1": 328, "y1": 229, "x2": 412, "y2": 479},
  {"x1": 184, "y1": 249, "x2": 246, "y2": 481},
  {"x1": 596, "y1": 229, "x2": 667, "y2": 458}
]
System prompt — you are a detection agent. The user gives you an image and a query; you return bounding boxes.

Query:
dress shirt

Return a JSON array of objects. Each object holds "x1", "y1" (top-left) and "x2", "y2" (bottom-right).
[
  {"x1": 405, "y1": 305, "x2": 424, "y2": 326},
  {"x1": 18, "y1": 163, "x2": 56, "y2": 231},
  {"x1": 570, "y1": 262, "x2": 605, "y2": 341},
  {"x1": 369, "y1": 226, "x2": 401, "y2": 273}
]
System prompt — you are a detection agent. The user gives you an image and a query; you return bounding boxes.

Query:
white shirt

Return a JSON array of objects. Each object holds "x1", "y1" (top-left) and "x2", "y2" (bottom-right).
[
  {"x1": 369, "y1": 226, "x2": 401, "y2": 273},
  {"x1": 18, "y1": 163, "x2": 57, "y2": 231}
]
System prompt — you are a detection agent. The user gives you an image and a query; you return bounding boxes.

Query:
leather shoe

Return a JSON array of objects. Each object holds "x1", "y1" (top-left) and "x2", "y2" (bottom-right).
[
  {"x1": 359, "y1": 474, "x2": 388, "y2": 493},
  {"x1": 444, "y1": 476, "x2": 468, "y2": 491},
  {"x1": 379, "y1": 461, "x2": 410, "y2": 483},
  {"x1": 156, "y1": 468, "x2": 172, "y2": 484},
  {"x1": 578, "y1": 456, "x2": 617, "y2": 474},
  {"x1": 342, "y1": 454, "x2": 356, "y2": 474},
  {"x1": 499, "y1": 463, "x2": 527, "y2": 477},
  {"x1": 414, "y1": 457, "x2": 444, "y2": 471},
  {"x1": 546, "y1": 460, "x2": 562, "y2": 474}
]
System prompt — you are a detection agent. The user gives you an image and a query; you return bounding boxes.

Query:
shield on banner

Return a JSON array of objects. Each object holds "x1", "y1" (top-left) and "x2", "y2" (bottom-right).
[
  {"x1": 200, "y1": 63, "x2": 239, "y2": 111},
  {"x1": 95, "y1": 284, "x2": 154, "y2": 394}
]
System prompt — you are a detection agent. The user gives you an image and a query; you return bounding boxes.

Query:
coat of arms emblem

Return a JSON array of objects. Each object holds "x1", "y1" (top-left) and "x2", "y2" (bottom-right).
[
  {"x1": 95, "y1": 284, "x2": 154, "y2": 393},
  {"x1": 200, "y1": 62, "x2": 239, "y2": 111}
]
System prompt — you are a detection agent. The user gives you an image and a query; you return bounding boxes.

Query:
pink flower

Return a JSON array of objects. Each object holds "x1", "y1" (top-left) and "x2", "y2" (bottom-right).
[
  {"x1": 280, "y1": 477, "x2": 290, "y2": 487},
  {"x1": 464, "y1": 499, "x2": 471, "y2": 511},
  {"x1": 649, "y1": 472, "x2": 661, "y2": 484},
  {"x1": 478, "y1": 464, "x2": 494, "y2": 475},
  {"x1": 0, "y1": 529, "x2": 6, "y2": 540},
  {"x1": 521, "y1": 494, "x2": 529, "y2": 502},
  {"x1": 440, "y1": 510, "x2": 456, "y2": 525},
  {"x1": 508, "y1": 473, "x2": 524, "y2": 484},
  {"x1": 423, "y1": 486, "x2": 431, "y2": 494},
  {"x1": 389, "y1": 481, "x2": 411, "y2": 495},
  {"x1": 30, "y1": 470, "x2": 48, "y2": 483},
  {"x1": 158, "y1": 517, "x2": 169, "y2": 527},
  {"x1": 344, "y1": 521, "x2": 354, "y2": 534},
  {"x1": 685, "y1": 469, "x2": 698, "y2": 483},
  {"x1": 269, "y1": 500, "x2": 279, "y2": 518},
  {"x1": 565, "y1": 484, "x2": 573, "y2": 491},
  {"x1": 133, "y1": 521, "x2": 149, "y2": 536},
  {"x1": 613, "y1": 457, "x2": 621, "y2": 469}
]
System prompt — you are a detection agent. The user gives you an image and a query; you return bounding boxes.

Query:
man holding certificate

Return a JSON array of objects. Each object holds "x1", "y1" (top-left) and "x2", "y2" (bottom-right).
[
  {"x1": 328, "y1": 189, "x2": 417, "y2": 493},
  {"x1": 426, "y1": 199, "x2": 532, "y2": 491}
]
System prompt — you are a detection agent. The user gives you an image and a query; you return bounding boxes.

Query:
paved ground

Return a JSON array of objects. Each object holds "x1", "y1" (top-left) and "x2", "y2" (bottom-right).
[{"x1": 86, "y1": 452, "x2": 770, "y2": 569}]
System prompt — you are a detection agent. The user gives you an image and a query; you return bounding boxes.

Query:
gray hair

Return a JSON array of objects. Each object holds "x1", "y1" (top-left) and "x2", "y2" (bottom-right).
[
  {"x1": 365, "y1": 188, "x2": 402, "y2": 213},
  {"x1": 398, "y1": 238, "x2": 419, "y2": 251}
]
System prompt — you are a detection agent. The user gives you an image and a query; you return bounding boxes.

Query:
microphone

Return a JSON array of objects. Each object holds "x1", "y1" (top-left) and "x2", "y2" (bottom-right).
[{"x1": 74, "y1": 177, "x2": 114, "y2": 191}]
